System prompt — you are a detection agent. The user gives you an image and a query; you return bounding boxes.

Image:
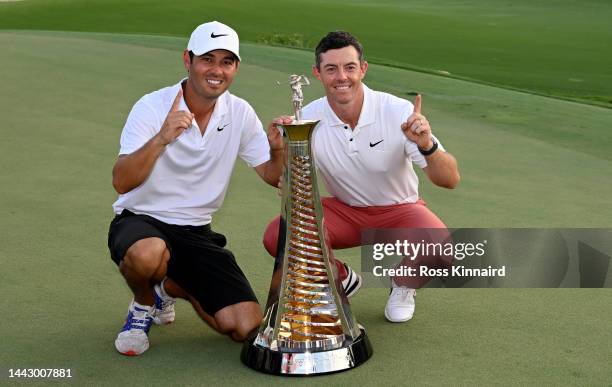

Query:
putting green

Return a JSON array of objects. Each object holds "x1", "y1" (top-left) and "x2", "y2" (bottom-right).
[
  {"x1": 1, "y1": 0, "x2": 611, "y2": 107},
  {"x1": 0, "y1": 31, "x2": 611, "y2": 385}
]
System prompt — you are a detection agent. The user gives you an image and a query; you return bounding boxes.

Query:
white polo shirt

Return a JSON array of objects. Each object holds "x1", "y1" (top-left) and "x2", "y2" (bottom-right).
[
  {"x1": 302, "y1": 84, "x2": 444, "y2": 207},
  {"x1": 112, "y1": 81, "x2": 270, "y2": 225}
]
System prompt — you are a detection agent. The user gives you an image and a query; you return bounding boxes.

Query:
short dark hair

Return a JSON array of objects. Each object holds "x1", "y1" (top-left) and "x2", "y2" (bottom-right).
[{"x1": 315, "y1": 31, "x2": 364, "y2": 69}]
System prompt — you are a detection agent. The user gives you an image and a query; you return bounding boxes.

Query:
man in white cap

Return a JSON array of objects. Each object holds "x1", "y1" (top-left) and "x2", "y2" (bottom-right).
[{"x1": 108, "y1": 21, "x2": 287, "y2": 356}]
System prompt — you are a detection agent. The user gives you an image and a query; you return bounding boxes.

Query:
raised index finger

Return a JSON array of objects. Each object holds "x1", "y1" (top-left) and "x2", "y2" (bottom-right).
[
  {"x1": 413, "y1": 94, "x2": 422, "y2": 115},
  {"x1": 171, "y1": 89, "x2": 183, "y2": 112}
]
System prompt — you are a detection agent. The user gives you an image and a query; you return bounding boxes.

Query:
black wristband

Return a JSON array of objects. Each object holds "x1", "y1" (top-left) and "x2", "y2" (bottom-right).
[{"x1": 418, "y1": 139, "x2": 438, "y2": 156}]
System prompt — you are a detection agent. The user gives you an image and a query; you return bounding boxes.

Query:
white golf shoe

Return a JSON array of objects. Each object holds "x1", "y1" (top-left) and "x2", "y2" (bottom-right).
[
  {"x1": 341, "y1": 263, "x2": 362, "y2": 298},
  {"x1": 384, "y1": 285, "x2": 416, "y2": 323},
  {"x1": 115, "y1": 301, "x2": 153, "y2": 356},
  {"x1": 152, "y1": 281, "x2": 176, "y2": 325}
]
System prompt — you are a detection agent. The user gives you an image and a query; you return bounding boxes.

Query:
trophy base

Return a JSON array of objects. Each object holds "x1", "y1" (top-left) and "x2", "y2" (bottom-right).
[{"x1": 241, "y1": 330, "x2": 373, "y2": 376}]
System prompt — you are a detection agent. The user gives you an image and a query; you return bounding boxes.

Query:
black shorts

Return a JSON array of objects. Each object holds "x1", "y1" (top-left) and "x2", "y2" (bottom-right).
[{"x1": 107, "y1": 210, "x2": 258, "y2": 315}]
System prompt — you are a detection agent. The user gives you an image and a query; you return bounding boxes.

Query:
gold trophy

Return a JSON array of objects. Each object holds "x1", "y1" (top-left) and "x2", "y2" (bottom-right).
[{"x1": 241, "y1": 75, "x2": 373, "y2": 375}]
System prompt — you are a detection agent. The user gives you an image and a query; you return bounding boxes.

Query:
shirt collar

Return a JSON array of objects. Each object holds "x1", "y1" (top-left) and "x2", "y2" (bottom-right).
[
  {"x1": 357, "y1": 83, "x2": 375, "y2": 127},
  {"x1": 175, "y1": 78, "x2": 229, "y2": 118},
  {"x1": 324, "y1": 104, "x2": 346, "y2": 127},
  {"x1": 323, "y1": 82, "x2": 375, "y2": 128}
]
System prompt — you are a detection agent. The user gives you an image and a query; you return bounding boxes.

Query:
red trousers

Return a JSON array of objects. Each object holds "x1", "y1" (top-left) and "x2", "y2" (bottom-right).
[{"x1": 263, "y1": 196, "x2": 448, "y2": 287}]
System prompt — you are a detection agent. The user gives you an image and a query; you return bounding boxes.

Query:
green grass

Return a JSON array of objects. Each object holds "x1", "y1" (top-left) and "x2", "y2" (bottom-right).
[
  {"x1": 1, "y1": 0, "x2": 611, "y2": 107},
  {"x1": 1, "y1": 30, "x2": 611, "y2": 385}
]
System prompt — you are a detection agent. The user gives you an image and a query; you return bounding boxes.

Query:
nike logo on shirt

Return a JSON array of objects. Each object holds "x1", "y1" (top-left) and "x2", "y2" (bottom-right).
[
  {"x1": 369, "y1": 140, "x2": 384, "y2": 148},
  {"x1": 217, "y1": 123, "x2": 230, "y2": 131}
]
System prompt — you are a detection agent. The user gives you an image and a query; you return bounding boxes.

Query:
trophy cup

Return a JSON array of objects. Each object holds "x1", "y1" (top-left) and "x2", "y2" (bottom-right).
[{"x1": 241, "y1": 75, "x2": 373, "y2": 375}]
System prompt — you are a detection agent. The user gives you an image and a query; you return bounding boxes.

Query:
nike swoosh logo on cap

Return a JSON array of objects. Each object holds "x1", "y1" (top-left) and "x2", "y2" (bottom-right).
[
  {"x1": 370, "y1": 140, "x2": 383, "y2": 147},
  {"x1": 211, "y1": 32, "x2": 229, "y2": 38}
]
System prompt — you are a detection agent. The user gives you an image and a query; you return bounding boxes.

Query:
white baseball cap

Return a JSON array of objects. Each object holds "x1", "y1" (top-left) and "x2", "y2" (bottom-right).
[{"x1": 187, "y1": 21, "x2": 241, "y2": 61}]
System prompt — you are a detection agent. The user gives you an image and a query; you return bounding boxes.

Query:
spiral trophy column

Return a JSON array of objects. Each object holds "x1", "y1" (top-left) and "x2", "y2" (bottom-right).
[{"x1": 241, "y1": 75, "x2": 372, "y2": 375}]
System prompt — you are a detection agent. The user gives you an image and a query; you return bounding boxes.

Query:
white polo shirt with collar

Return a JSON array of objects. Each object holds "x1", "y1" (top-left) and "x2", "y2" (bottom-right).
[
  {"x1": 302, "y1": 84, "x2": 445, "y2": 207},
  {"x1": 112, "y1": 80, "x2": 270, "y2": 226}
]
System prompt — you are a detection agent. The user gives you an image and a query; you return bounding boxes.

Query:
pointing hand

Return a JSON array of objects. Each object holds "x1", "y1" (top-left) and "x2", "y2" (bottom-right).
[
  {"x1": 400, "y1": 94, "x2": 433, "y2": 150},
  {"x1": 158, "y1": 89, "x2": 194, "y2": 145}
]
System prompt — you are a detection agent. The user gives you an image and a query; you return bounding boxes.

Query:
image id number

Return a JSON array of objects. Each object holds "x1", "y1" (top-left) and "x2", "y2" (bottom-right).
[{"x1": 9, "y1": 368, "x2": 73, "y2": 378}]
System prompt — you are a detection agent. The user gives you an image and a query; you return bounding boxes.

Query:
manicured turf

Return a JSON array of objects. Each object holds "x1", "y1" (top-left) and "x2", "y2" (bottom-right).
[
  {"x1": 0, "y1": 31, "x2": 611, "y2": 385},
  {"x1": 0, "y1": 0, "x2": 611, "y2": 107}
]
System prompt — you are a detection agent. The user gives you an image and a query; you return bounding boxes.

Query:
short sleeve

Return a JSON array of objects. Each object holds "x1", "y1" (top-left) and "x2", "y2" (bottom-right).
[
  {"x1": 118, "y1": 99, "x2": 159, "y2": 155},
  {"x1": 238, "y1": 105, "x2": 270, "y2": 167}
]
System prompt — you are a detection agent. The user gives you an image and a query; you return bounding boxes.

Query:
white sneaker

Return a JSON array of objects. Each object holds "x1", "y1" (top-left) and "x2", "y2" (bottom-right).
[
  {"x1": 341, "y1": 263, "x2": 362, "y2": 298},
  {"x1": 308, "y1": 264, "x2": 362, "y2": 314},
  {"x1": 115, "y1": 301, "x2": 153, "y2": 356},
  {"x1": 384, "y1": 285, "x2": 416, "y2": 323},
  {"x1": 152, "y1": 281, "x2": 176, "y2": 325}
]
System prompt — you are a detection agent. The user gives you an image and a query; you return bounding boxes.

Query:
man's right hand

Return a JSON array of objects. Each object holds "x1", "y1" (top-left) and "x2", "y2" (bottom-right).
[
  {"x1": 157, "y1": 89, "x2": 194, "y2": 145},
  {"x1": 267, "y1": 115, "x2": 293, "y2": 148}
]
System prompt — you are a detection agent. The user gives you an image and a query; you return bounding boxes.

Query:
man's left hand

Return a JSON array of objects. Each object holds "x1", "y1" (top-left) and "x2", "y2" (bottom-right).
[{"x1": 401, "y1": 94, "x2": 433, "y2": 150}]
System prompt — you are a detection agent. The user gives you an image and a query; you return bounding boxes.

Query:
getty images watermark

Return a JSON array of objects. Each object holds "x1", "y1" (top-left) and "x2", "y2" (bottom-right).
[
  {"x1": 360, "y1": 229, "x2": 612, "y2": 288},
  {"x1": 370, "y1": 238, "x2": 504, "y2": 278}
]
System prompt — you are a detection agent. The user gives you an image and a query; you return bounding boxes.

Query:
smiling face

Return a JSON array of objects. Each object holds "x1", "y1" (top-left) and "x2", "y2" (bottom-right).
[
  {"x1": 312, "y1": 45, "x2": 368, "y2": 107},
  {"x1": 183, "y1": 49, "x2": 239, "y2": 101}
]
